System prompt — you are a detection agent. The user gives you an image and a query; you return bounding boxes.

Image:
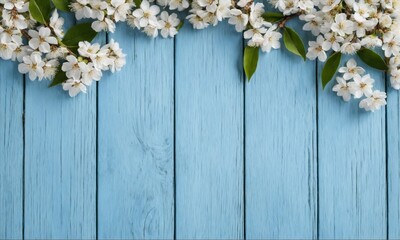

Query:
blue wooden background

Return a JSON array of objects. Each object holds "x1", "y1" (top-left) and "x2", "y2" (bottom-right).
[{"x1": 1, "y1": 19, "x2": 400, "y2": 239}]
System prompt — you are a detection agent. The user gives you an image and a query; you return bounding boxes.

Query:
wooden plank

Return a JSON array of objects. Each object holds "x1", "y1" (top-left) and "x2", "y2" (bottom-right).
[
  {"x1": 245, "y1": 21, "x2": 317, "y2": 239},
  {"x1": 97, "y1": 24, "x2": 174, "y2": 239},
  {"x1": 318, "y1": 62, "x2": 386, "y2": 238},
  {"x1": 24, "y1": 82, "x2": 97, "y2": 239},
  {"x1": 175, "y1": 22, "x2": 244, "y2": 239},
  {"x1": 24, "y1": 15, "x2": 97, "y2": 238},
  {"x1": 0, "y1": 61, "x2": 24, "y2": 239},
  {"x1": 388, "y1": 85, "x2": 400, "y2": 239}
]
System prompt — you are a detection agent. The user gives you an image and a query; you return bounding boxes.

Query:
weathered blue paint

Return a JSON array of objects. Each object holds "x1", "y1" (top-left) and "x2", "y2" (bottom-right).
[
  {"x1": 98, "y1": 24, "x2": 175, "y2": 239},
  {"x1": 0, "y1": 20, "x2": 397, "y2": 239},
  {"x1": 175, "y1": 22, "x2": 244, "y2": 239},
  {"x1": 0, "y1": 61, "x2": 23, "y2": 240},
  {"x1": 24, "y1": 80, "x2": 97, "y2": 239},
  {"x1": 387, "y1": 86, "x2": 400, "y2": 239},
  {"x1": 318, "y1": 61, "x2": 387, "y2": 239},
  {"x1": 22, "y1": 15, "x2": 97, "y2": 239},
  {"x1": 245, "y1": 21, "x2": 317, "y2": 239}
]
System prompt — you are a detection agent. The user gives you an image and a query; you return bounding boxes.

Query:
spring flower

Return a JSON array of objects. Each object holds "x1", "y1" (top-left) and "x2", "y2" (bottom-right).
[
  {"x1": 169, "y1": 0, "x2": 189, "y2": 11},
  {"x1": 132, "y1": 0, "x2": 160, "y2": 28},
  {"x1": 106, "y1": 39, "x2": 126, "y2": 72},
  {"x1": 62, "y1": 55, "x2": 81, "y2": 80},
  {"x1": 228, "y1": 9, "x2": 248, "y2": 32},
  {"x1": 331, "y1": 13, "x2": 354, "y2": 36},
  {"x1": 28, "y1": 27, "x2": 58, "y2": 53},
  {"x1": 320, "y1": 0, "x2": 340, "y2": 12},
  {"x1": 338, "y1": 59, "x2": 365, "y2": 80},
  {"x1": 390, "y1": 69, "x2": 400, "y2": 90},
  {"x1": 359, "y1": 91, "x2": 387, "y2": 112},
  {"x1": 49, "y1": 10, "x2": 65, "y2": 38},
  {"x1": 261, "y1": 25, "x2": 282, "y2": 53},
  {"x1": 107, "y1": 0, "x2": 132, "y2": 22},
  {"x1": 62, "y1": 79, "x2": 87, "y2": 97},
  {"x1": 383, "y1": 32, "x2": 400, "y2": 57},
  {"x1": 348, "y1": 74, "x2": 374, "y2": 99},
  {"x1": 18, "y1": 52, "x2": 45, "y2": 81},
  {"x1": 322, "y1": 33, "x2": 343, "y2": 52},
  {"x1": 78, "y1": 41, "x2": 101, "y2": 59},
  {"x1": 333, "y1": 77, "x2": 352, "y2": 102},
  {"x1": 306, "y1": 36, "x2": 328, "y2": 62},
  {"x1": 0, "y1": 35, "x2": 17, "y2": 60},
  {"x1": 2, "y1": 0, "x2": 400, "y2": 106},
  {"x1": 158, "y1": 12, "x2": 180, "y2": 38}
]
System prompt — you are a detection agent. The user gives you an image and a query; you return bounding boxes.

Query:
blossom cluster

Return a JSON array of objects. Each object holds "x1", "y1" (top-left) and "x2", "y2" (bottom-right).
[
  {"x1": 72, "y1": 0, "x2": 283, "y2": 52},
  {"x1": 61, "y1": 39, "x2": 126, "y2": 96},
  {"x1": 333, "y1": 59, "x2": 386, "y2": 112},
  {"x1": 71, "y1": 0, "x2": 400, "y2": 111},
  {"x1": 71, "y1": 0, "x2": 182, "y2": 38},
  {"x1": 0, "y1": 0, "x2": 126, "y2": 97},
  {"x1": 291, "y1": 0, "x2": 398, "y2": 111},
  {"x1": 2, "y1": 0, "x2": 400, "y2": 112},
  {"x1": 188, "y1": 0, "x2": 283, "y2": 53}
]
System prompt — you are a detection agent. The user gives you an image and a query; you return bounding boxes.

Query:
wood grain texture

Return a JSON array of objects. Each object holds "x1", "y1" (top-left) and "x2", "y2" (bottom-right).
[
  {"x1": 318, "y1": 62, "x2": 387, "y2": 239},
  {"x1": 0, "y1": 61, "x2": 23, "y2": 239},
  {"x1": 97, "y1": 24, "x2": 174, "y2": 239},
  {"x1": 23, "y1": 15, "x2": 97, "y2": 238},
  {"x1": 24, "y1": 79, "x2": 97, "y2": 239},
  {"x1": 0, "y1": 22, "x2": 396, "y2": 239},
  {"x1": 387, "y1": 85, "x2": 400, "y2": 239},
  {"x1": 175, "y1": 22, "x2": 244, "y2": 239},
  {"x1": 245, "y1": 21, "x2": 317, "y2": 239}
]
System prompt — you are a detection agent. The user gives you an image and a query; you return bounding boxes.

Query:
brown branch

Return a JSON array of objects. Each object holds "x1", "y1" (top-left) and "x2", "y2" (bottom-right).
[
  {"x1": 20, "y1": 29, "x2": 30, "y2": 39},
  {"x1": 278, "y1": 13, "x2": 299, "y2": 28},
  {"x1": 21, "y1": 27, "x2": 77, "y2": 57}
]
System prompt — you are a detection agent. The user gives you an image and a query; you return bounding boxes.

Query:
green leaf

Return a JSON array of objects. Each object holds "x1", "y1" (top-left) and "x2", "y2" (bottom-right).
[
  {"x1": 134, "y1": 0, "x2": 142, "y2": 7},
  {"x1": 357, "y1": 48, "x2": 388, "y2": 71},
  {"x1": 29, "y1": 0, "x2": 51, "y2": 24},
  {"x1": 243, "y1": 46, "x2": 259, "y2": 81},
  {"x1": 322, "y1": 51, "x2": 342, "y2": 89},
  {"x1": 283, "y1": 27, "x2": 306, "y2": 60},
  {"x1": 62, "y1": 23, "x2": 97, "y2": 53},
  {"x1": 49, "y1": 68, "x2": 67, "y2": 87},
  {"x1": 52, "y1": 0, "x2": 70, "y2": 11},
  {"x1": 262, "y1": 12, "x2": 285, "y2": 23}
]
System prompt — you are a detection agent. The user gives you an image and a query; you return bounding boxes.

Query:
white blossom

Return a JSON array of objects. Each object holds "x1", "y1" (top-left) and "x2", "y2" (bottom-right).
[
  {"x1": 331, "y1": 13, "x2": 354, "y2": 36},
  {"x1": 78, "y1": 41, "x2": 100, "y2": 59},
  {"x1": 348, "y1": 74, "x2": 374, "y2": 99},
  {"x1": 359, "y1": 91, "x2": 387, "y2": 112},
  {"x1": 62, "y1": 55, "x2": 82, "y2": 80},
  {"x1": 333, "y1": 77, "x2": 352, "y2": 102},
  {"x1": 106, "y1": 39, "x2": 126, "y2": 73},
  {"x1": 0, "y1": 35, "x2": 17, "y2": 60},
  {"x1": 43, "y1": 59, "x2": 59, "y2": 79},
  {"x1": 169, "y1": 0, "x2": 189, "y2": 11},
  {"x1": 49, "y1": 10, "x2": 65, "y2": 38},
  {"x1": 28, "y1": 27, "x2": 58, "y2": 53},
  {"x1": 158, "y1": 12, "x2": 180, "y2": 38},
  {"x1": 383, "y1": 32, "x2": 400, "y2": 57},
  {"x1": 132, "y1": 0, "x2": 160, "y2": 28},
  {"x1": 390, "y1": 69, "x2": 400, "y2": 89},
  {"x1": 18, "y1": 52, "x2": 45, "y2": 81},
  {"x1": 62, "y1": 79, "x2": 87, "y2": 97},
  {"x1": 338, "y1": 59, "x2": 365, "y2": 80},
  {"x1": 261, "y1": 25, "x2": 282, "y2": 53},
  {"x1": 306, "y1": 36, "x2": 328, "y2": 62},
  {"x1": 2, "y1": 0, "x2": 400, "y2": 105},
  {"x1": 228, "y1": 9, "x2": 248, "y2": 32}
]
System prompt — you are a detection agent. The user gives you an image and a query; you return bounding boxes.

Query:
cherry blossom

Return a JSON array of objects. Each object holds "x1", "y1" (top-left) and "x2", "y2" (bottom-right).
[{"x1": 1, "y1": 0, "x2": 400, "y2": 109}]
